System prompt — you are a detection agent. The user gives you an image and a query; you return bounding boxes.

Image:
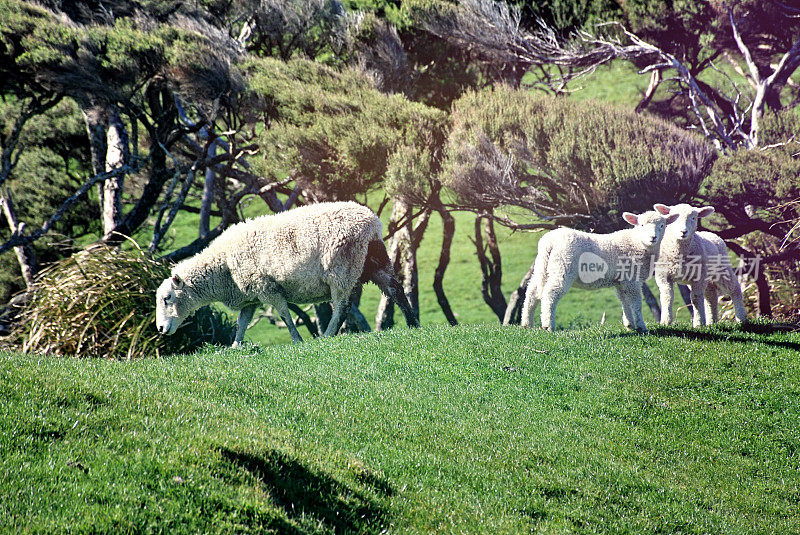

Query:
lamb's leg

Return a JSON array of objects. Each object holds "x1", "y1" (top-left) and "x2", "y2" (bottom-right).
[
  {"x1": 690, "y1": 282, "x2": 707, "y2": 327},
  {"x1": 704, "y1": 283, "x2": 719, "y2": 324},
  {"x1": 540, "y1": 278, "x2": 570, "y2": 332},
  {"x1": 616, "y1": 284, "x2": 644, "y2": 332},
  {"x1": 656, "y1": 275, "x2": 674, "y2": 325},
  {"x1": 722, "y1": 268, "x2": 748, "y2": 323},
  {"x1": 233, "y1": 304, "x2": 257, "y2": 347},
  {"x1": 520, "y1": 279, "x2": 539, "y2": 328},
  {"x1": 628, "y1": 283, "x2": 647, "y2": 333}
]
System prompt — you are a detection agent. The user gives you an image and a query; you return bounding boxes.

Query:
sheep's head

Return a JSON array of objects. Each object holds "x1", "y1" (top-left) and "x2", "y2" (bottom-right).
[
  {"x1": 155, "y1": 274, "x2": 195, "y2": 336},
  {"x1": 622, "y1": 210, "x2": 678, "y2": 249},
  {"x1": 654, "y1": 203, "x2": 714, "y2": 242}
]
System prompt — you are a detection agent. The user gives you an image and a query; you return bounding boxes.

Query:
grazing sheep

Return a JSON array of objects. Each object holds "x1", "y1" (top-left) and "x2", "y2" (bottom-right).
[
  {"x1": 155, "y1": 201, "x2": 419, "y2": 345},
  {"x1": 653, "y1": 203, "x2": 747, "y2": 327},
  {"x1": 521, "y1": 211, "x2": 678, "y2": 333}
]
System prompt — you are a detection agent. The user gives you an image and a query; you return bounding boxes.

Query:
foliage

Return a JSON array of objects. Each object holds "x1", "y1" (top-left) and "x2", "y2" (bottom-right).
[
  {"x1": 0, "y1": 98, "x2": 96, "y2": 303},
  {"x1": 517, "y1": 0, "x2": 621, "y2": 33},
  {"x1": 443, "y1": 86, "x2": 716, "y2": 230},
  {"x1": 7, "y1": 244, "x2": 233, "y2": 358},
  {"x1": 2, "y1": 324, "x2": 800, "y2": 531},
  {"x1": 245, "y1": 56, "x2": 447, "y2": 201}
]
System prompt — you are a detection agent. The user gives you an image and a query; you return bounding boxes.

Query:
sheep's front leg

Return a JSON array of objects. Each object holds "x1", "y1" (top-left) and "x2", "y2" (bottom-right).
[
  {"x1": 656, "y1": 275, "x2": 674, "y2": 325},
  {"x1": 233, "y1": 304, "x2": 257, "y2": 347},
  {"x1": 616, "y1": 283, "x2": 646, "y2": 333}
]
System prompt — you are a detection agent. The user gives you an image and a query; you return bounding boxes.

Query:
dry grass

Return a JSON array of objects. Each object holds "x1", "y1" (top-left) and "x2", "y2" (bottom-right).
[{"x1": 6, "y1": 242, "x2": 233, "y2": 358}]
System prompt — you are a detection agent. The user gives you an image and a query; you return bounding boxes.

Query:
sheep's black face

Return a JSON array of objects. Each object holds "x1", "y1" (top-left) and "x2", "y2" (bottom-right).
[{"x1": 155, "y1": 274, "x2": 191, "y2": 336}]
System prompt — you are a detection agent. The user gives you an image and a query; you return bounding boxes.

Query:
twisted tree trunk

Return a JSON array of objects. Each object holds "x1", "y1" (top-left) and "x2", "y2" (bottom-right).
[{"x1": 475, "y1": 216, "x2": 507, "y2": 321}]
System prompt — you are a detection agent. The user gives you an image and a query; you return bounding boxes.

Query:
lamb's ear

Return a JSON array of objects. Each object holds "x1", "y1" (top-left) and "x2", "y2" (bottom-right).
[
  {"x1": 622, "y1": 212, "x2": 639, "y2": 226},
  {"x1": 653, "y1": 203, "x2": 671, "y2": 215},
  {"x1": 171, "y1": 274, "x2": 185, "y2": 289},
  {"x1": 698, "y1": 206, "x2": 715, "y2": 218},
  {"x1": 665, "y1": 213, "x2": 679, "y2": 225}
]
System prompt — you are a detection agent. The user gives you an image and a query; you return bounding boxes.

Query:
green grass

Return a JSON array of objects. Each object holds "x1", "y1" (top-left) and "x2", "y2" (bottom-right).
[{"x1": 2, "y1": 323, "x2": 799, "y2": 533}]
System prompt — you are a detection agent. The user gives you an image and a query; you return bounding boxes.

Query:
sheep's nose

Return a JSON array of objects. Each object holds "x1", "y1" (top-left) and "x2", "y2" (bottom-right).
[{"x1": 157, "y1": 324, "x2": 165, "y2": 334}]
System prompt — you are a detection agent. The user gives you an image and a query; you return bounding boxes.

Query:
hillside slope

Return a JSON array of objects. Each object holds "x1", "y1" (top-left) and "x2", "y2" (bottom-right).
[{"x1": 2, "y1": 324, "x2": 799, "y2": 533}]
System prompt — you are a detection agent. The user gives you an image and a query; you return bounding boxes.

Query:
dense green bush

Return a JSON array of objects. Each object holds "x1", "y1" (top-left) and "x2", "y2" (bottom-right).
[
  {"x1": 443, "y1": 85, "x2": 716, "y2": 230},
  {"x1": 6, "y1": 244, "x2": 234, "y2": 358},
  {"x1": 244, "y1": 57, "x2": 448, "y2": 200}
]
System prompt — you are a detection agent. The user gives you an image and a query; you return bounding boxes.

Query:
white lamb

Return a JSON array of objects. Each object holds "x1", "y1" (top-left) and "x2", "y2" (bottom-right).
[
  {"x1": 521, "y1": 210, "x2": 678, "y2": 333},
  {"x1": 653, "y1": 203, "x2": 747, "y2": 326},
  {"x1": 155, "y1": 201, "x2": 419, "y2": 345}
]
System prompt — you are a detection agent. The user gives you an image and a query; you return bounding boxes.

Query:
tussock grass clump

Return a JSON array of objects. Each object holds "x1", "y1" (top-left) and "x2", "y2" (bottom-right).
[{"x1": 10, "y1": 243, "x2": 233, "y2": 358}]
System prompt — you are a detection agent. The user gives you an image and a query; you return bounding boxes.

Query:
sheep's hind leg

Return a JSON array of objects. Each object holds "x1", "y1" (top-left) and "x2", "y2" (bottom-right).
[
  {"x1": 233, "y1": 304, "x2": 257, "y2": 347},
  {"x1": 265, "y1": 296, "x2": 303, "y2": 344},
  {"x1": 704, "y1": 283, "x2": 719, "y2": 324},
  {"x1": 540, "y1": 278, "x2": 570, "y2": 332},
  {"x1": 520, "y1": 279, "x2": 539, "y2": 328},
  {"x1": 690, "y1": 282, "x2": 707, "y2": 327},
  {"x1": 323, "y1": 288, "x2": 350, "y2": 337}
]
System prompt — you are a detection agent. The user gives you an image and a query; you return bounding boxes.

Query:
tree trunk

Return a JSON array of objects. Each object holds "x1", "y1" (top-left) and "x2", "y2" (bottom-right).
[
  {"x1": 375, "y1": 202, "x2": 407, "y2": 330},
  {"x1": 475, "y1": 216, "x2": 507, "y2": 321},
  {"x1": 80, "y1": 104, "x2": 108, "y2": 218},
  {"x1": 0, "y1": 191, "x2": 37, "y2": 289},
  {"x1": 199, "y1": 137, "x2": 217, "y2": 240},
  {"x1": 434, "y1": 206, "x2": 458, "y2": 326},
  {"x1": 103, "y1": 108, "x2": 129, "y2": 237}
]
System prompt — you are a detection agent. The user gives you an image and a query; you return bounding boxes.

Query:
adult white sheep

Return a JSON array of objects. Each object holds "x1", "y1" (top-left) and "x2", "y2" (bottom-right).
[
  {"x1": 653, "y1": 203, "x2": 747, "y2": 326},
  {"x1": 521, "y1": 210, "x2": 677, "y2": 333},
  {"x1": 155, "y1": 201, "x2": 419, "y2": 345}
]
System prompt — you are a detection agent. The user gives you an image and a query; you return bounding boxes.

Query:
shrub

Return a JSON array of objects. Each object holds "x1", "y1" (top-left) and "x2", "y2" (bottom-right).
[
  {"x1": 442, "y1": 85, "x2": 716, "y2": 230},
  {"x1": 702, "y1": 109, "x2": 800, "y2": 321},
  {"x1": 244, "y1": 57, "x2": 448, "y2": 201},
  {"x1": 7, "y1": 243, "x2": 233, "y2": 358}
]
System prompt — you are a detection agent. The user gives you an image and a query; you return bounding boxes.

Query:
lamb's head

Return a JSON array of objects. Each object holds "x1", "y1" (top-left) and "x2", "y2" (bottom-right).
[
  {"x1": 622, "y1": 210, "x2": 678, "y2": 249},
  {"x1": 155, "y1": 274, "x2": 195, "y2": 336},
  {"x1": 654, "y1": 203, "x2": 714, "y2": 242}
]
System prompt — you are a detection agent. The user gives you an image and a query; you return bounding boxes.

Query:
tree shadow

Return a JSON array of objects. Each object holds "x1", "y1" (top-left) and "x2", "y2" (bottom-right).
[{"x1": 218, "y1": 447, "x2": 391, "y2": 534}]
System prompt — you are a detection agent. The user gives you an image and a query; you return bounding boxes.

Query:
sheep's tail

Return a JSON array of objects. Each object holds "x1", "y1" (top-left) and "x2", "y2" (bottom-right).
[
  {"x1": 360, "y1": 238, "x2": 420, "y2": 328},
  {"x1": 521, "y1": 236, "x2": 552, "y2": 327}
]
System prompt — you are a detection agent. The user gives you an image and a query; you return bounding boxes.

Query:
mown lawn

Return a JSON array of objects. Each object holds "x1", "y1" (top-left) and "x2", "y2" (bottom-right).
[{"x1": 2, "y1": 323, "x2": 798, "y2": 533}]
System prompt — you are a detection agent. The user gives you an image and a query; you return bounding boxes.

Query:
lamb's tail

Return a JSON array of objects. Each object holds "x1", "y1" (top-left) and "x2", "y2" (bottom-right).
[{"x1": 521, "y1": 236, "x2": 552, "y2": 327}]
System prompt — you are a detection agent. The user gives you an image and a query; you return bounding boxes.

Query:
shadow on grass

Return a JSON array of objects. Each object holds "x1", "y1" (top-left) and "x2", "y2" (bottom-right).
[
  {"x1": 607, "y1": 323, "x2": 800, "y2": 351},
  {"x1": 218, "y1": 447, "x2": 391, "y2": 534}
]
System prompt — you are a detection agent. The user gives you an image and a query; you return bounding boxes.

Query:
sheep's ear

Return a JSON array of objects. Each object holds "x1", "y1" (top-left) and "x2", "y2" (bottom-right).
[
  {"x1": 622, "y1": 212, "x2": 639, "y2": 226},
  {"x1": 698, "y1": 206, "x2": 715, "y2": 218},
  {"x1": 666, "y1": 213, "x2": 679, "y2": 225},
  {"x1": 653, "y1": 204, "x2": 671, "y2": 215},
  {"x1": 171, "y1": 274, "x2": 184, "y2": 289}
]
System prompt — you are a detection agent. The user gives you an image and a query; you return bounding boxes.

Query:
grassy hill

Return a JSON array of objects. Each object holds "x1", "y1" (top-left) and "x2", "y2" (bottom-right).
[{"x1": 3, "y1": 323, "x2": 799, "y2": 533}]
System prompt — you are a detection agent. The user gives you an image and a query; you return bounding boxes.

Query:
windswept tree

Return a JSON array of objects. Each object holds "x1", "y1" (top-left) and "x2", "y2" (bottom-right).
[{"x1": 442, "y1": 86, "x2": 716, "y2": 321}]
